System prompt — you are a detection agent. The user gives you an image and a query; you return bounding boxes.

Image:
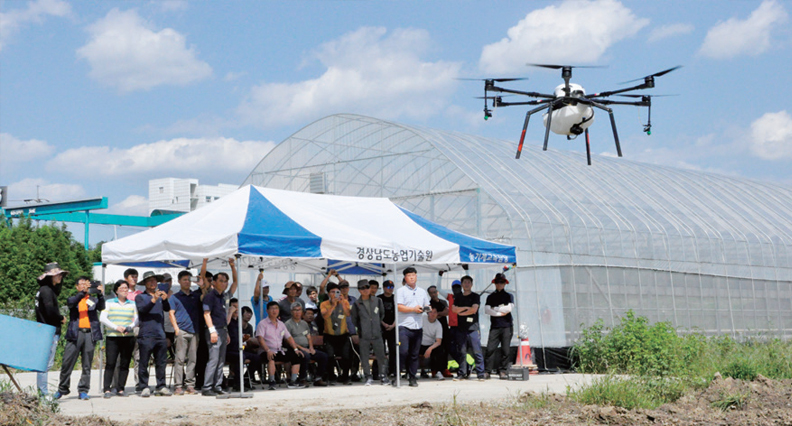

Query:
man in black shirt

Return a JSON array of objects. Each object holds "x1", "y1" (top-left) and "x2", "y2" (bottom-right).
[
  {"x1": 377, "y1": 280, "x2": 397, "y2": 377},
  {"x1": 135, "y1": 271, "x2": 172, "y2": 397},
  {"x1": 484, "y1": 273, "x2": 515, "y2": 379},
  {"x1": 451, "y1": 275, "x2": 485, "y2": 380},
  {"x1": 227, "y1": 303, "x2": 261, "y2": 390},
  {"x1": 35, "y1": 262, "x2": 68, "y2": 396},
  {"x1": 202, "y1": 271, "x2": 230, "y2": 396}
]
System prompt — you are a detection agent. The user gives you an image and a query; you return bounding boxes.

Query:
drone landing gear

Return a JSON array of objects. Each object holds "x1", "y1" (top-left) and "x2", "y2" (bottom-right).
[
  {"x1": 587, "y1": 100, "x2": 622, "y2": 158},
  {"x1": 585, "y1": 128, "x2": 591, "y2": 166},
  {"x1": 515, "y1": 102, "x2": 553, "y2": 159}
]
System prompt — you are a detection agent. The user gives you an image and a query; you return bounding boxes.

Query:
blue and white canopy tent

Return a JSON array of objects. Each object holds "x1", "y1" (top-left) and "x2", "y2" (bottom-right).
[
  {"x1": 102, "y1": 185, "x2": 516, "y2": 391},
  {"x1": 102, "y1": 185, "x2": 515, "y2": 272}
]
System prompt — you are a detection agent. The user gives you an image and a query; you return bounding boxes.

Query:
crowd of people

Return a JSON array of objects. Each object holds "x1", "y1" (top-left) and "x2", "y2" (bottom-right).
[{"x1": 34, "y1": 261, "x2": 516, "y2": 399}]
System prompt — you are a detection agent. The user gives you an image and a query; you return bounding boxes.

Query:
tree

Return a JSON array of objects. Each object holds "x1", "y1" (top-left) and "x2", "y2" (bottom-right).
[{"x1": 0, "y1": 215, "x2": 94, "y2": 306}]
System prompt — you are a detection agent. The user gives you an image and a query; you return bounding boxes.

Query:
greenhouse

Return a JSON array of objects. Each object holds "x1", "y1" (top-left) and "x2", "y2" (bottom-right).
[{"x1": 242, "y1": 113, "x2": 792, "y2": 368}]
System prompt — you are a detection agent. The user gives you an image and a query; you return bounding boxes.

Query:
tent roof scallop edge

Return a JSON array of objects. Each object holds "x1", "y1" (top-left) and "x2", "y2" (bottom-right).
[{"x1": 101, "y1": 185, "x2": 516, "y2": 269}]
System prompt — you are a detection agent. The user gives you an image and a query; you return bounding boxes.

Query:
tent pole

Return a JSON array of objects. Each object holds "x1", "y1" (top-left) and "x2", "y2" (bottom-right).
[
  {"x1": 231, "y1": 254, "x2": 251, "y2": 398},
  {"x1": 393, "y1": 263, "x2": 400, "y2": 388},
  {"x1": 99, "y1": 263, "x2": 106, "y2": 393}
]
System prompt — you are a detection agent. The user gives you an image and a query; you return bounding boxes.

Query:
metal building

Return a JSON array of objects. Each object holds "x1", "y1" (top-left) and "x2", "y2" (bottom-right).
[{"x1": 242, "y1": 113, "x2": 792, "y2": 365}]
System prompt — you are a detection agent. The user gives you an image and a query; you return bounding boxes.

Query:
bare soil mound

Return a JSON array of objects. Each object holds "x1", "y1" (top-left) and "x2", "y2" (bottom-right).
[{"x1": 0, "y1": 392, "x2": 119, "y2": 426}]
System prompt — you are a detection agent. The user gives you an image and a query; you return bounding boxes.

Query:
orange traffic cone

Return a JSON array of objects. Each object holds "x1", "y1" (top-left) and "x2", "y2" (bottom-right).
[{"x1": 518, "y1": 336, "x2": 538, "y2": 373}]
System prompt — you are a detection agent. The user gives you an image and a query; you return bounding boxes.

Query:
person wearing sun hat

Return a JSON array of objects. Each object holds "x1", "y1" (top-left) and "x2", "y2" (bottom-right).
[
  {"x1": 35, "y1": 262, "x2": 69, "y2": 395},
  {"x1": 484, "y1": 273, "x2": 515, "y2": 380}
]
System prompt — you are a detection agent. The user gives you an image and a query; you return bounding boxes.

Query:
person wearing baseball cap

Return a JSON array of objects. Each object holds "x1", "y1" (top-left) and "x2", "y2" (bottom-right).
[
  {"x1": 445, "y1": 279, "x2": 462, "y2": 367},
  {"x1": 485, "y1": 273, "x2": 514, "y2": 379},
  {"x1": 320, "y1": 282, "x2": 352, "y2": 384},
  {"x1": 377, "y1": 280, "x2": 397, "y2": 377},
  {"x1": 351, "y1": 280, "x2": 389, "y2": 385},
  {"x1": 251, "y1": 270, "x2": 272, "y2": 326},
  {"x1": 452, "y1": 275, "x2": 485, "y2": 381},
  {"x1": 35, "y1": 262, "x2": 69, "y2": 395}
]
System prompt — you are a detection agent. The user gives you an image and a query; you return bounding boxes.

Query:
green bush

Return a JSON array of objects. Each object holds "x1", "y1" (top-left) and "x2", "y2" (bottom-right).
[
  {"x1": 722, "y1": 360, "x2": 758, "y2": 381},
  {"x1": 572, "y1": 310, "x2": 695, "y2": 377},
  {"x1": 572, "y1": 311, "x2": 792, "y2": 380}
]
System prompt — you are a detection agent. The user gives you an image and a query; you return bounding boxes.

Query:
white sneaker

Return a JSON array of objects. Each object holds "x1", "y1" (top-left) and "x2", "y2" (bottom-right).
[
  {"x1": 434, "y1": 372, "x2": 445, "y2": 381},
  {"x1": 140, "y1": 388, "x2": 151, "y2": 398},
  {"x1": 365, "y1": 378, "x2": 373, "y2": 386}
]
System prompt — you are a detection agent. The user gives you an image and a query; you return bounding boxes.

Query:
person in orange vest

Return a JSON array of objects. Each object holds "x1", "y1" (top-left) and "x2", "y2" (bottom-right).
[{"x1": 54, "y1": 276, "x2": 106, "y2": 400}]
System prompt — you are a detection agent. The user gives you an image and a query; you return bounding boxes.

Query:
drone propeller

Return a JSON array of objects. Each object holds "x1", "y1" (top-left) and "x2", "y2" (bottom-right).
[
  {"x1": 527, "y1": 64, "x2": 606, "y2": 97},
  {"x1": 619, "y1": 66, "x2": 682, "y2": 84},
  {"x1": 457, "y1": 77, "x2": 528, "y2": 82},
  {"x1": 474, "y1": 94, "x2": 516, "y2": 99},
  {"x1": 526, "y1": 63, "x2": 606, "y2": 69}
]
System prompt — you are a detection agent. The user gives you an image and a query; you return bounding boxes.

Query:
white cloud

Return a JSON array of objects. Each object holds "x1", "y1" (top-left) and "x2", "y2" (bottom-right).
[
  {"x1": 699, "y1": 0, "x2": 788, "y2": 59},
  {"x1": 76, "y1": 8, "x2": 212, "y2": 92},
  {"x1": 47, "y1": 137, "x2": 276, "y2": 177},
  {"x1": 7, "y1": 178, "x2": 85, "y2": 203},
  {"x1": 0, "y1": 0, "x2": 71, "y2": 51},
  {"x1": 108, "y1": 195, "x2": 149, "y2": 216},
  {"x1": 0, "y1": 133, "x2": 56, "y2": 166},
  {"x1": 648, "y1": 23, "x2": 694, "y2": 43},
  {"x1": 479, "y1": 0, "x2": 648, "y2": 74},
  {"x1": 237, "y1": 27, "x2": 462, "y2": 128},
  {"x1": 749, "y1": 110, "x2": 792, "y2": 160}
]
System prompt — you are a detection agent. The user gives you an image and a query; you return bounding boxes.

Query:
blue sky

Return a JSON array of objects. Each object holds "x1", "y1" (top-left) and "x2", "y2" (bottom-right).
[{"x1": 1, "y1": 0, "x2": 791, "y2": 245}]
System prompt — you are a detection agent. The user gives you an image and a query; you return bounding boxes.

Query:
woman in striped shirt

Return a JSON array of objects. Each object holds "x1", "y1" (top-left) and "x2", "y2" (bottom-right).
[{"x1": 100, "y1": 280, "x2": 138, "y2": 398}]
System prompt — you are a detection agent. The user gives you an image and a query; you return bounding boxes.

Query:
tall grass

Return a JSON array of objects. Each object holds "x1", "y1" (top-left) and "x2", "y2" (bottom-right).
[{"x1": 569, "y1": 310, "x2": 792, "y2": 409}]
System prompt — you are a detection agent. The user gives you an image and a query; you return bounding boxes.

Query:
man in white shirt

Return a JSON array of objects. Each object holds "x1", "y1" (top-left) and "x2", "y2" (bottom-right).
[
  {"x1": 395, "y1": 267, "x2": 431, "y2": 387},
  {"x1": 420, "y1": 308, "x2": 444, "y2": 380}
]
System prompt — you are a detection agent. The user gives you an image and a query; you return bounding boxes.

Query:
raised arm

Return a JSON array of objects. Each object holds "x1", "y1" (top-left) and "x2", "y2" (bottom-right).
[
  {"x1": 228, "y1": 258, "x2": 238, "y2": 296},
  {"x1": 319, "y1": 269, "x2": 337, "y2": 296},
  {"x1": 253, "y1": 271, "x2": 264, "y2": 302}
]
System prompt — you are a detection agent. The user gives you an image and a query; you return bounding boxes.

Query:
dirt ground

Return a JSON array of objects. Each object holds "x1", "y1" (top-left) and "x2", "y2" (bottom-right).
[{"x1": 4, "y1": 374, "x2": 792, "y2": 426}]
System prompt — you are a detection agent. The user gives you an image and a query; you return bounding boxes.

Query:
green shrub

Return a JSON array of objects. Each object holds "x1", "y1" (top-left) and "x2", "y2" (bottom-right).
[
  {"x1": 572, "y1": 310, "x2": 696, "y2": 377},
  {"x1": 574, "y1": 311, "x2": 792, "y2": 382},
  {"x1": 722, "y1": 359, "x2": 759, "y2": 381}
]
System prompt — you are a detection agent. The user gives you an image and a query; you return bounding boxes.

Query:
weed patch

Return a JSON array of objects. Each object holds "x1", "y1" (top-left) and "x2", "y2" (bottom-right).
[
  {"x1": 568, "y1": 375, "x2": 687, "y2": 410},
  {"x1": 711, "y1": 390, "x2": 749, "y2": 412}
]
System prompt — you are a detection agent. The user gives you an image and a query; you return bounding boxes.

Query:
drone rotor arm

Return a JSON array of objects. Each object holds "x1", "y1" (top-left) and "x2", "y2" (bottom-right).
[
  {"x1": 489, "y1": 85, "x2": 555, "y2": 99},
  {"x1": 497, "y1": 99, "x2": 550, "y2": 107},
  {"x1": 586, "y1": 98, "x2": 647, "y2": 107},
  {"x1": 589, "y1": 83, "x2": 649, "y2": 98}
]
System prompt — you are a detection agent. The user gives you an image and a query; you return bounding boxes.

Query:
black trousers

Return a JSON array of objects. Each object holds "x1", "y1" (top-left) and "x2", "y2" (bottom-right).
[
  {"x1": 227, "y1": 351, "x2": 263, "y2": 388},
  {"x1": 323, "y1": 334, "x2": 351, "y2": 380},
  {"x1": 58, "y1": 330, "x2": 96, "y2": 394},
  {"x1": 485, "y1": 326, "x2": 513, "y2": 373},
  {"x1": 398, "y1": 326, "x2": 423, "y2": 379},
  {"x1": 104, "y1": 336, "x2": 135, "y2": 392},
  {"x1": 195, "y1": 324, "x2": 209, "y2": 389},
  {"x1": 382, "y1": 328, "x2": 397, "y2": 376},
  {"x1": 420, "y1": 344, "x2": 446, "y2": 374},
  {"x1": 137, "y1": 336, "x2": 168, "y2": 392}
]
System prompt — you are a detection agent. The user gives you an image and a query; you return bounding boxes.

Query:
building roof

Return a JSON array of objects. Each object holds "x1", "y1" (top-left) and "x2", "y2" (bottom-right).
[{"x1": 243, "y1": 114, "x2": 792, "y2": 279}]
